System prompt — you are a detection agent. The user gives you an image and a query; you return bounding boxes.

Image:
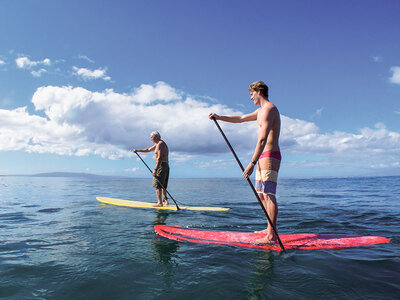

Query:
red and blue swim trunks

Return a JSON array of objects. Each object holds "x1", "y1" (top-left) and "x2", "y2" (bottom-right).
[{"x1": 255, "y1": 151, "x2": 281, "y2": 196}]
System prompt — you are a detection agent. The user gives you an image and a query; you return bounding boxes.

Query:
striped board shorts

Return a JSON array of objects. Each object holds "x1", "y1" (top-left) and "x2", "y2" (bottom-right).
[{"x1": 255, "y1": 151, "x2": 281, "y2": 196}]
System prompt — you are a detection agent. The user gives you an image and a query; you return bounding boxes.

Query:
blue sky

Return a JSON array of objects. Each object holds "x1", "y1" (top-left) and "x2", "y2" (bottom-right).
[{"x1": 0, "y1": 0, "x2": 399, "y2": 178}]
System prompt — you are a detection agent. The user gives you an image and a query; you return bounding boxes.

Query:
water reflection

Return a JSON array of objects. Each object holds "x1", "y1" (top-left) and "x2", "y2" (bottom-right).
[
  {"x1": 152, "y1": 210, "x2": 169, "y2": 226},
  {"x1": 246, "y1": 251, "x2": 275, "y2": 299},
  {"x1": 152, "y1": 211, "x2": 179, "y2": 289},
  {"x1": 152, "y1": 211, "x2": 179, "y2": 264}
]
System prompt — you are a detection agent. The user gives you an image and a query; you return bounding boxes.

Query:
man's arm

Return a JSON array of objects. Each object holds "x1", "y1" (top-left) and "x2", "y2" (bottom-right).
[
  {"x1": 132, "y1": 144, "x2": 156, "y2": 153},
  {"x1": 209, "y1": 110, "x2": 258, "y2": 123}
]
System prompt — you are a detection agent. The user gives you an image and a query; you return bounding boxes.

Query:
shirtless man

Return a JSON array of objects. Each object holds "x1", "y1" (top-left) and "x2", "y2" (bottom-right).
[
  {"x1": 209, "y1": 80, "x2": 281, "y2": 244},
  {"x1": 133, "y1": 131, "x2": 170, "y2": 207}
]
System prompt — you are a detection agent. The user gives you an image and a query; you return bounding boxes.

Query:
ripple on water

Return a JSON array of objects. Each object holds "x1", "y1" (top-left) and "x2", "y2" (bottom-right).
[
  {"x1": 37, "y1": 208, "x2": 63, "y2": 213},
  {"x1": 0, "y1": 212, "x2": 35, "y2": 223},
  {"x1": 0, "y1": 176, "x2": 398, "y2": 299}
]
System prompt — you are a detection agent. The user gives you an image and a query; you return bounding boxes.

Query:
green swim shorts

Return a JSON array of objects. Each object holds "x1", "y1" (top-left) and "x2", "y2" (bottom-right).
[{"x1": 152, "y1": 162, "x2": 169, "y2": 189}]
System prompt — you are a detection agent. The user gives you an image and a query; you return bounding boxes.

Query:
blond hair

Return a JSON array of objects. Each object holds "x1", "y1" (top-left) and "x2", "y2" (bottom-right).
[{"x1": 248, "y1": 81, "x2": 269, "y2": 98}]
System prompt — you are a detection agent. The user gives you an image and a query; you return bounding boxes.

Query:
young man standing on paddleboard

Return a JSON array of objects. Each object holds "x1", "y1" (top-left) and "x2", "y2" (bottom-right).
[
  {"x1": 132, "y1": 131, "x2": 170, "y2": 207},
  {"x1": 209, "y1": 81, "x2": 281, "y2": 244}
]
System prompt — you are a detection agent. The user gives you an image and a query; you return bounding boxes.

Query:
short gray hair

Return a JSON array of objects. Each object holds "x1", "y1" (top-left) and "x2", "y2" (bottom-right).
[{"x1": 150, "y1": 131, "x2": 161, "y2": 139}]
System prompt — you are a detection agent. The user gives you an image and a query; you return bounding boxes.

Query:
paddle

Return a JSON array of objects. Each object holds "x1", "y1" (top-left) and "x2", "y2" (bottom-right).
[
  {"x1": 134, "y1": 152, "x2": 180, "y2": 211},
  {"x1": 211, "y1": 117, "x2": 285, "y2": 251}
]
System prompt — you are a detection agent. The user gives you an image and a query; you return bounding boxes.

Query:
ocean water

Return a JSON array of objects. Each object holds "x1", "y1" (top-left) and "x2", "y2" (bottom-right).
[{"x1": 0, "y1": 175, "x2": 399, "y2": 299}]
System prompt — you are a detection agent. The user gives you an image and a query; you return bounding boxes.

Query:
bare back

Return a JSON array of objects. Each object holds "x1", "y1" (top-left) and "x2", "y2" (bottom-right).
[{"x1": 257, "y1": 102, "x2": 281, "y2": 152}]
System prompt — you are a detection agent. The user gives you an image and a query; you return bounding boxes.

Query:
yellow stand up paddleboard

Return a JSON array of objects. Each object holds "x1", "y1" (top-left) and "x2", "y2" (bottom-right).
[{"x1": 96, "y1": 197, "x2": 230, "y2": 211}]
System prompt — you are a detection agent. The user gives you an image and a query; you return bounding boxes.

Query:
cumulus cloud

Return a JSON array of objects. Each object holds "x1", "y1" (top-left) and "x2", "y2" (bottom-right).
[
  {"x1": 132, "y1": 81, "x2": 182, "y2": 104},
  {"x1": 72, "y1": 66, "x2": 111, "y2": 81},
  {"x1": 15, "y1": 56, "x2": 51, "y2": 69},
  {"x1": 0, "y1": 59, "x2": 5, "y2": 66},
  {"x1": 389, "y1": 66, "x2": 400, "y2": 84},
  {"x1": 29, "y1": 83, "x2": 245, "y2": 157},
  {"x1": 289, "y1": 122, "x2": 399, "y2": 156},
  {"x1": 0, "y1": 105, "x2": 126, "y2": 159},
  {"x1": 0, "y1": 82, "x2": 399, "y2": 172}
]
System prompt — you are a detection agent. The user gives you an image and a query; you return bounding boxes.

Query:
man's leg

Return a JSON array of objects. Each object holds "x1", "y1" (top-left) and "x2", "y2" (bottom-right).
[
  {"x1": 153, "y1": 188, "x2": 163, "y2": 206},
  {"x1": 254, "y1": 193, "x2": 278, "y2": 244},
  {"x1": 162, "y1": 189, "x2": 169, "y2": 205},
  {"x1": 265, "y1": 194, "x2": 278, "y2": 241}
]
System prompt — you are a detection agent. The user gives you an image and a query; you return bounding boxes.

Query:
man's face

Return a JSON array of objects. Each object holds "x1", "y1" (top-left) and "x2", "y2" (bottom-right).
[
  {"x1": 250, "y1": 90, "x2": 260, "y2": 105},
  {"x1": 150, "y1": 135, "x2": 157, "y2": 143}
]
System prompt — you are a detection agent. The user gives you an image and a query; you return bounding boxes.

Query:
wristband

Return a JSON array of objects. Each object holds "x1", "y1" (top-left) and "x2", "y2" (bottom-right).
[{"x1": 251, "y1": 160, "x2": 257, "y2": 165}]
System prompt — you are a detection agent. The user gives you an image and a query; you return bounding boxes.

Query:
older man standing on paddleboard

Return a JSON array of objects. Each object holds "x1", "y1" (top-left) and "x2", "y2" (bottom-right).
[
  {"x1": 209, "y1": 80, "x2": 281, "y2": 245},
  {"x1": 133, "y1": 131, "x2": 170, "y2": 207}
]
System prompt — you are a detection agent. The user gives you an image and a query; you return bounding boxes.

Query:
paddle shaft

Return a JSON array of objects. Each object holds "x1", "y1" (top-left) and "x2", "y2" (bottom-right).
[
  {"x1": 212, "y1": 118, "x2": 285, "y2": 251},
  {"x1": 134, "y1": 152, "x2": 180, "y2": 210}
]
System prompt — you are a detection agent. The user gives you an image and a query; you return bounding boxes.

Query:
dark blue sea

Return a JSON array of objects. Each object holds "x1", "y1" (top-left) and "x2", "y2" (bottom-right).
[{"x1": 0, "y1": 175, "x2": 399, "y2": 299}]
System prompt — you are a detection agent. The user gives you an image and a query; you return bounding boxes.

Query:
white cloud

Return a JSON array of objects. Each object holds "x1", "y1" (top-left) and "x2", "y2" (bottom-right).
[
  {"x1": 132, "y1": 81, "x2": 182, "y2": 104},
  {"x1": 125, "y1": 167, "x2": 139, "y2": 173},
  {"x1": 31, "y1": 68, "x2": 47, "y2": 77},
  {"x1": 389, "y1": 66, "x2": 400, "y2": 84},
  {"x1": 0, "y1": 82, "x2": 398, "y2": 172},
  {"x1": 310, "y1": 108, "x2": 323, "y2": 120},
  {"x1": 78, "y1": 55, "x2": 95, "y2": 63},
  {"x1": 28, "y1": 83, "x2": 244, "y2": 157},
  {"x1": 0, "y1": 59, "x2": 5, "y2": 66},
  {"x1": 0, "y1": 105, "x2": 125, "y2": 159},
  {"x1": 72, "y1": 66, "x2": 111, "y2": 81},
  {"x1": 194, "y1": 158, "x2": 236, "y2": 169},
  {"x1": 289, "y1": 122, "x2": 399, "y2": 157},
  {"x1": 15, "y1": 56, "x2": 51, "y2": 69}
]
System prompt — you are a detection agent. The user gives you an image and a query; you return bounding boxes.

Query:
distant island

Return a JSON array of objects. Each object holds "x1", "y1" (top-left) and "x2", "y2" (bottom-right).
[
  {"x1": 0, "y1": 172, "x2": 112, "y2": 178},
  {"x1": 31, "y1": 172, "x2": 107, "y2": 178},
  {"x1": 0, "y1": 172, "x2": 142, "y2": 179}
]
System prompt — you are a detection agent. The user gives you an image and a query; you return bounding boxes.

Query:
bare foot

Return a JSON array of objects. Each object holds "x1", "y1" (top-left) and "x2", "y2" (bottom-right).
[
  {"x1": 163, "y1": 197, "x2": 169, "y2": 206},
  {"x1": 254, "y1": 228, "x2": 269, "y2": 233},
  {"x1": 153, "y1": 203, "x2": 163, "y2": 207},
  {"x1": 252, "y1": 233, "x2": 277, "y2": 245}
]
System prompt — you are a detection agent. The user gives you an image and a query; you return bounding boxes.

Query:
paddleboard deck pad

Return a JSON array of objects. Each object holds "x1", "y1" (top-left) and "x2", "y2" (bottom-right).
[
  {"x1": 97, "y1": 197, "x2": 230, "y2": 211},
  {"x1": 154, "y1": 225, "x2": 390, "y2": 251}
]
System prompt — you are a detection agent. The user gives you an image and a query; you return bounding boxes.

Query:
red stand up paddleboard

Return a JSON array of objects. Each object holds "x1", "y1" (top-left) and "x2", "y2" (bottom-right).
[{"x1": 154, "y1": 225, "x2": 390, "y2": 251}]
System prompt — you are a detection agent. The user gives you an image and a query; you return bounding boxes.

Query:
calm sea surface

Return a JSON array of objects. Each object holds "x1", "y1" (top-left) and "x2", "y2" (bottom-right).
[{"x1": 0, "y1": 175, "x2": 399, "y2": 299}]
